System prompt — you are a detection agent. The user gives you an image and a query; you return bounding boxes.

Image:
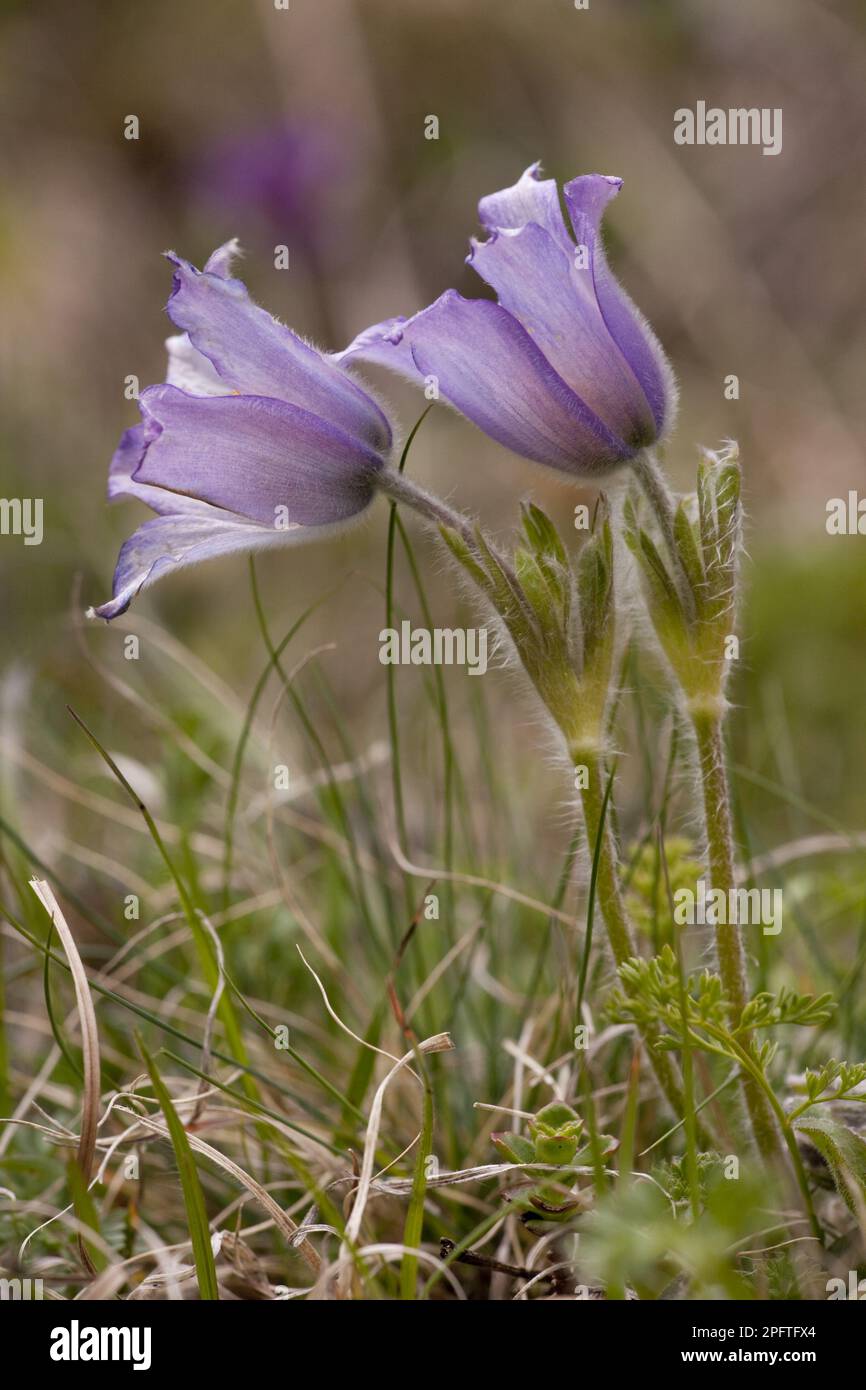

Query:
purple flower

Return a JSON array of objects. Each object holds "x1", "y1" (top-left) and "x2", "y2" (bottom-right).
[
  {"x1": 193, "y1": 123, "x2": 349, "y2": 251},
  {"x1": 334, "y1": 165, "x2": 676, "y2": 477},
  {"x1": 91, "y1": 242, "x2": 391, "y2": 620}
]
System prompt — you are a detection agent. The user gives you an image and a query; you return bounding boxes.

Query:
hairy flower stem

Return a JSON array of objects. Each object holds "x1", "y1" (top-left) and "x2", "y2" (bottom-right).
[
  {"x1": 377, "y1": 465, "x2": 538, "y2": 633},
  {"x1": 578, "y1": 750, "x2": 713, "y2": 1143},
  {"x1": 629, "y1": 450, "x2": 784, "y2": 1162},
  {"x1": 630, "y1": 449, "x2": 696, "y2": 622},
  {"x1": 631, "y1": 448, "x2": 676, "y2": 549},
  {"x1": 377, "y1": 467, "x2": 484, "y2": 557},
  {"x1": 692, "y1": 709, "x2": 783, "y2": 1163}
]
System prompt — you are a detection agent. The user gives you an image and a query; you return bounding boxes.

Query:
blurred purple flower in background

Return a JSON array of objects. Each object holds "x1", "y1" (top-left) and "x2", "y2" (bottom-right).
[
  {"x1": 193, "y1": 123, "x2": 348, "y2": 253},
  {"x1": 91, "y1": 241, "x2": 391, "y2": 620},
  {"x1": 335, "y1": 165, "x2": 676, "y2": 477}
]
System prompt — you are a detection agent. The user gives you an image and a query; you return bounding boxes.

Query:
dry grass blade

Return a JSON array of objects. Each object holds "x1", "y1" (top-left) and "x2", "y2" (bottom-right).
[
  {"x1": 118, "y1": 1105, "x2": 323, "y2": 1275},
  {"x1": 29, "y1": 878, "x2": 103, "y2": 1275},
  {"x1": 388, "y1": 838, "x2": 577, "y2": 927},
  {"x1": 297, "y1": 946, "x2": 403, "y2": 1067},
  {"x1": 336, "y1": 1031, "x2": 453, "y2": 1298},
  {"x1": 29, "y1": 880, "x2": 100, "y2": 1187}
]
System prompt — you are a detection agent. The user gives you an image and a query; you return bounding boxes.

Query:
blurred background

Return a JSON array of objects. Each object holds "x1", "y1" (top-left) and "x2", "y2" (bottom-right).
[{"x1": 2, "y1": 0, "x2": 866, "y2": 928}]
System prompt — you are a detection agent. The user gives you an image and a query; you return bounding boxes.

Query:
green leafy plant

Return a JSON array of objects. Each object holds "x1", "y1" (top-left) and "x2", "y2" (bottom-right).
[
  {"x1": 491, "y1": 1102, "x2": 616, "y2": 1225},
  {"x1": 608, "y1": 945, "x2": 838, "y2": 1241}
]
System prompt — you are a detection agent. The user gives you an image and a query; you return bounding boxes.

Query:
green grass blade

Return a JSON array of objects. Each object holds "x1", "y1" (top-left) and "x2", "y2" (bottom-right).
[
  {"x1": 67, "y1": 706, "x2": 256, "y2": 1101},
  {"x1": 400, "y1": 1053, "x2": 434, "y2": 1299},
  {"x1": 139, "y1": 1036, "x2": 220, "y2": 1300},
  {"x1": 576, "y1": 762, "x2": 617, "y2": 1021}
]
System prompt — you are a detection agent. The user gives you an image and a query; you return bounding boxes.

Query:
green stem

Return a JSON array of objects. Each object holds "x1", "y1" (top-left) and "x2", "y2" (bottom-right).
[
  {"x1": 376, "y1": 466, "x2": 527, "y2": 599},
  {"x1": 698, "y1": 1021, "x2": 825, "y2": 1288},
  {"x1": 727, "y1": 1037, "x2": 822, "y2": 1249},
  {"x1": 681, "y1": 1016, "x2": 824, "y2": 1293},
  {"x1": 384, "y1": 411, "x2": 433, "y2": 878},
  {"x1": 631, "y1": 449, "x2": 676, "y2": 550},
  {"x1": 630, "y1": 448, "x2": 696, "y2": 623},
  {"x1": 399, "y1": 1050, "x2": 434, "y2": 1299},
  {"x1": 673, "y1": 929, "x2": 701, "y2": 1221},
  {"x1": 692, "y1": 709, "x2": 783, "y2": 1164},
  {"x1": 579, "y1": 751, "x2": 712, "y2": 1143},
  {"x1": 376, "y1": 466, "x2": 476, "y2": 544},
  {"x1": 579, "y1": 754, "x2": 634, "y2": 965},
  {"x1": 385, "y1": 497, "x2": 410, "y2": 865}
]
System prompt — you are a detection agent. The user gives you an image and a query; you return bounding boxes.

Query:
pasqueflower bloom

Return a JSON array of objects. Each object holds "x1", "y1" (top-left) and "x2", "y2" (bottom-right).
[
  {"x1": 91, "y1": 242, "x2": 391, "y2": 619},
  {"x1": 334, "y1": 165, "x2": 676, "y2": 477},
  {"x1": 193, "y1": 123, "x2": 348, "y2": 252}
]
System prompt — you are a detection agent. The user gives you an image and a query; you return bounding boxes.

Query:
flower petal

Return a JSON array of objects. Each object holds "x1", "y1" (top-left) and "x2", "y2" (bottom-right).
[
  {"x1": 203, "y1": 238, "x2": 241, "y2": 279},
  {"x1": 477, "y1": 162, "x2": 572, "y2": 256},
  {"x1": 90, "y1": 510, "x2": 301, "y2": 621},
  {"x1": 353, "y1": 291, "x2": 629, "y2": 474},
  {"x1": 165, "y1": 332, "x2": 230, "y2": 396},
  {"x1": 468, "y1": 221, "x2": 656, "y2": 448},
  {"x1": 133, "y1": 385, "x2": 383, "y2": 526},
  {"x1": 108, "y1": 424, "x2": 150, "y2": 503},
  {"x1": 563, "y1": 175, "x2": 676, "y2": 434},
  {"x1": 164, "y1": 252, "x2": 391, "y2": 452},
  {"x1": 107, "y1": 418, "x2": 217, "y2": 516},
  {"x1": 328, "y1": 315, "x2": 416, "y2": 374}
]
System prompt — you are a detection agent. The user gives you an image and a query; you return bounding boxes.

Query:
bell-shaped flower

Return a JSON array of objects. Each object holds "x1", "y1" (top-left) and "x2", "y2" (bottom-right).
[
  {"x1": 91, "y1": 242, "x2": 391, "y2": 620},
  {"x1": 334, "y1": 165, "x2": 676, "y2": 477}
]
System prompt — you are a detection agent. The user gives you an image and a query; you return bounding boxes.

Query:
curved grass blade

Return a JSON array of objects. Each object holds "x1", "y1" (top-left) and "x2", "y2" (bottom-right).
[
  {"x1": 1, "y1": 901, "x2": 334, "y2": 1134},
  {"x1": 42, "y1": 917, "x2": 83, "y2": 1081},
  {"x1": 29, "y1": 879, "x2": 102, "y2": 1272}
]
